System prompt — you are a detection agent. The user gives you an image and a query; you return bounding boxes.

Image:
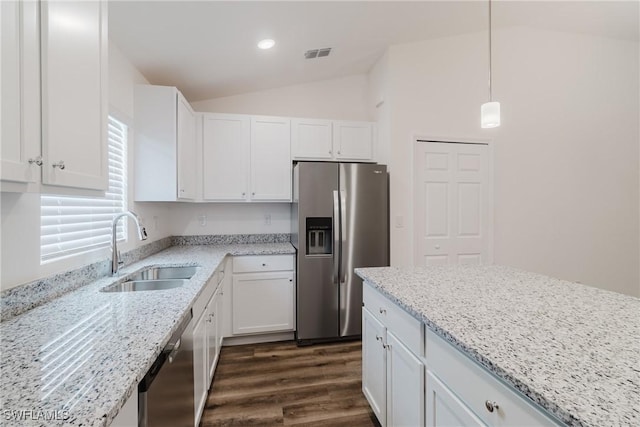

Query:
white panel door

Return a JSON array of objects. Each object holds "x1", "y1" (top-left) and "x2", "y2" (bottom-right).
[
  {"x1": 250, "y1": 116, "x2": 291, "y2": 201},
  {"x1": 426, "y1": 370, "x2": 486, "y2": 427},
  {"x1": 362, "y1": 308, "x2": 387, "y2": 426},
  {"x1": 387, "y1": 331, "x2": 425, "y2": 427},
  {"x1": 1, "y1": 0, "x2": 41, "y2": 184},
  {"x1": 414, "y1": 141, "x2": 491, "y2": 267},
  {"x1": 232, "y1": 271, "x2": 295, "y2": 334},
  {"x1": 291, "y1": 118, "x2": 333, "y2": 160},
  {"x1": 202, "y1": 114, "x2": 250, "y2": 201},
  {"x1": 176, "y1": 92, "x2": 197, "y2": 200},
  {"x1": 40, "y1": 0, "x2": 107, "y2": 190},
  {"x1": 333, "y1": 121, "x2": 373, "y2": 161}
]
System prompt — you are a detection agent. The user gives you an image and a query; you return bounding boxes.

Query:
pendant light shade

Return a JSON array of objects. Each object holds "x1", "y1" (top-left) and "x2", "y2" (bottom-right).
[
  {"x1": 481, "y1": 101, "x2": 500, "y2": 128},
  {"x1": 481, "y1": 0, "x2": 500, "y2": 128}
]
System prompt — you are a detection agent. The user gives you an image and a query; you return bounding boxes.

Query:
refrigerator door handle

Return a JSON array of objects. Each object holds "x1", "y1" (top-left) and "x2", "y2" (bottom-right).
[
  {"x1": 332, "y1": 190, "x2": 340, "y2": 285},
  {"x1": 340, "y1": 190, "x2": 347, "y2": 283}
]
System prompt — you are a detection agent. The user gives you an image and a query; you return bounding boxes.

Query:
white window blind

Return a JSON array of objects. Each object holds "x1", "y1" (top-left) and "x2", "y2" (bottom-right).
[{"x1": 40, "y1": 116, "x2": 128, "y2": 262}]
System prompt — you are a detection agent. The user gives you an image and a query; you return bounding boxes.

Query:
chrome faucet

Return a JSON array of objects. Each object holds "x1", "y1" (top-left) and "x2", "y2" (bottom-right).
[{"x1": 112, "y1": 211, "x2": 148, "y2": 276}]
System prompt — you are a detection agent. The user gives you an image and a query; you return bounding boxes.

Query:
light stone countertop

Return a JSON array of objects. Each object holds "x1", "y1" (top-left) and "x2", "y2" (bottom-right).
[
  {"x1": 355, "y1": 265, "x2": 640, "y2": 427},
  {"x1": 0, "y1": 243, "x2": 294, "y2": 427}
]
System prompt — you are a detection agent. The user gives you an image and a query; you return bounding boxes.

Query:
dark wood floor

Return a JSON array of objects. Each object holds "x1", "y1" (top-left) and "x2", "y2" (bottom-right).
[{"x1": 200, "y1": 340, "x2": 379, "y2": 426}]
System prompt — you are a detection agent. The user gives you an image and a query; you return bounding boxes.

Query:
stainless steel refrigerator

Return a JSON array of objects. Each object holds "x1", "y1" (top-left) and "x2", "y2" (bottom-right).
[{"x1": 291, "y1": 162, "x2": 389, "y2": 344}]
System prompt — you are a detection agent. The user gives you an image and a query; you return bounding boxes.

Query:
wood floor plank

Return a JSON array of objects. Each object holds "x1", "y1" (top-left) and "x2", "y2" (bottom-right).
[{"x1": 200, "y1": 340, "x2": 377, "y2": 427}]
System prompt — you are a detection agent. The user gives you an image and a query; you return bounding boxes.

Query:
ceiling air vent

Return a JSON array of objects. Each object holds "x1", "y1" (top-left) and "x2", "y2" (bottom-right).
[{"x1": 304, "y1": 48, "x2": 332, "y2": 59}]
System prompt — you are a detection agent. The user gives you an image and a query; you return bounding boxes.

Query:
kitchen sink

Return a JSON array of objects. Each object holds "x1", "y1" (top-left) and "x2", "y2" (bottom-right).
[
  {"x1": 101, "y1": 279, "x2": 188, "y2": 293},
  {"x1": 128, "y1": 266, "x2": 199, "y2": 281}
]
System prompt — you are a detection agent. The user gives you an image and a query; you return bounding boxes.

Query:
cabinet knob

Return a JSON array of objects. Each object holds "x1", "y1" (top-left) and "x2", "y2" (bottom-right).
[
  {"x1": 329, "y1": 150, "x2": 332, "y2": 154},
  {"x1": 375, "y1": 335, "x2": 382, "y2": 341},
  {"x1": 379, "y1": 308, "x2": 387, "y2": 315},
  {"x1": 52, "y1": 161, "x2": 65, "y2": 170},
  {"x1": 28, "y1": 157, "x2": 43, "y2": 167},
  {"x1": 252, "y1": 192, "x2": 255, "y2": 196},
  {"x1": 435, "y1": 245, "x2": 441, "y2": 249},
  {"x1": 485, "y1": 400, "x2": 499, "y2": 413},
  {"x1": 242, "y1": 192, "x2": 246, "y2": 196},
  {"x1": 337, "y1": 151, "x2": 341, "y2": 155},
  {"x1": 262, "y1": 263, "x2": 267, "y2": 266}
]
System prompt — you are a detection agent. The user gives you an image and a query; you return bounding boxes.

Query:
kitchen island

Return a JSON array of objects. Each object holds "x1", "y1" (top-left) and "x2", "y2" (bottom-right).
[
  {"x1": 355, "y1": 265, "x2": 639, "y2": 427},
  {"x1": 0, "y1": 242, "x2": 294, "y2": 427}
]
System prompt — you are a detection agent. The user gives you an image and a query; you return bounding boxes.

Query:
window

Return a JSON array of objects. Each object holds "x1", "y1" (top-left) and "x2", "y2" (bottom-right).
[{"x1": 40, "y1": 116, "x2": 128, "y2": 262}]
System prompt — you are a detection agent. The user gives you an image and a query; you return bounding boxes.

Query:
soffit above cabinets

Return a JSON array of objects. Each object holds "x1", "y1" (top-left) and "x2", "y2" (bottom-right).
[{"x1": 109, "y1": 1, "x2": 639, "y2": 102}]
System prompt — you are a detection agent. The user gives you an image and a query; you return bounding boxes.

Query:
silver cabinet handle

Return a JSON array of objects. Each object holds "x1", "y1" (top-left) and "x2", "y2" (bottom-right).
[
  {"x1": 52, "y1": 161, "x2": 65, "y2": 170},
  {"x1": 28, "y1": 156, "x2": 43, "y2": 166},
  {"x1": 485, "y1": 400, "x2": 499, "y2": 413}
]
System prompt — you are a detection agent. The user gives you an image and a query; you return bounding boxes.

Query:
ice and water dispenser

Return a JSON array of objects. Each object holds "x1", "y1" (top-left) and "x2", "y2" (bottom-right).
[{"x1": 305, "y1": 217, "x2": 332, "y2": 255}]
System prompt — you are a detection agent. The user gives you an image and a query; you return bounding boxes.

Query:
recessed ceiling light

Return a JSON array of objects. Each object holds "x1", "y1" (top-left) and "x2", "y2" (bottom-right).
[{"x1": 257, "y1": 39, "x2": 275, "y2": 50}]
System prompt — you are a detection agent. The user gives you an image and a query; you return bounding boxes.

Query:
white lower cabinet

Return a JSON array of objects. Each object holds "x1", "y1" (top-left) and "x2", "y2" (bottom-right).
[
  {"x1": 426, "y1": 370, "x2": 486, "y2": 427},
  {"x1": 362, "y1": 287, "x2": 424, "y2": 427},
  {"x1": 362, "y1": 308, "x2": 387, "y2": 423},
  {"x1": 387, "y1": 331, "x2": 425, "y2": 427},
  {"x1": 362, "y1": 281, "x2": 559, "y2": 427},
  {"x1": 192, "y1": 311, "x2": 208, "y2": 423},
  {"x1": 193, "y1": 268, "x2": 225, "y2": 426},
  {"x1": 231, "y1": 255, "x2": 295, "y2": 335}
]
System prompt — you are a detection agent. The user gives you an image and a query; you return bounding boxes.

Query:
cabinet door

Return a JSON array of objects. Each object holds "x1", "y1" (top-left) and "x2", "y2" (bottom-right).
[
  {"x1": 40, "y1": 0, "x2": 108, "y2": 190},
  {"x1": 193, "y1": 313, "x2": 208, "y2": 423},
  {"x1": 1, "y1": 0, "x2": 40, "y2": 184},
  {"x1": 250, "y1": 116, "x2": 291, "y2": 201},
  {"x1": 202, "y1": 114, "x2": 250, "y2": 201},
  {"x1": 206, "y1": 291, "x2": 220, "y2": 384},
  {"x1": 177, "y1": 92, "x2": 197, "y2": 200},
  {"x1": 387, "y1": 331, "x2": 425, "y2": 427},
  {"x1": 232, "y1": 271, "x2": 294, "y2": 335},
  {"x1": 362, "y1": 308, "x2": 387, "y2": 426},
  {"x1": 426, "y1": 370, "x2": 486, "y2": 427},
  {"x1": 291, "y1": 118, "x2": 333, "y2": 160},
  {"x1": 333, "y1": 121, "x2": 373, "y2": 161}
]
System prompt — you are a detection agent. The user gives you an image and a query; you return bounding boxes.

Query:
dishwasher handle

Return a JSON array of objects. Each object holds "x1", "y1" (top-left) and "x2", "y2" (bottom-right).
[{"x1": 166, "y1": 338, "x2": 181, "y2": 363}]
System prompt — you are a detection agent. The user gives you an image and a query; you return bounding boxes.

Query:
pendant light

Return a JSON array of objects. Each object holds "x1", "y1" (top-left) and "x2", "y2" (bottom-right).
[{"x1": 481, "y1": 0, "x2": 500, "y2": 128}]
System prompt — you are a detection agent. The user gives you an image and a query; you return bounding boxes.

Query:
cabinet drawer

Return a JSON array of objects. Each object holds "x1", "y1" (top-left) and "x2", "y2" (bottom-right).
[
  {"x1": 233, "y1": 255, "x2": 294, "y2": 273},
  {"x1": 363, "y1": 282, "x2": 423, "y2": 357},
  {"x1": 426, "y1": 329, "x2": 558, "y2": 426}
]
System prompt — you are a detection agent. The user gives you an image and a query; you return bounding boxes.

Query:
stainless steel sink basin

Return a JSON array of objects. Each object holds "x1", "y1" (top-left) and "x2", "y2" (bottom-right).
[
  {"x1": 128, "y1": 266, "x2": 199, "y2": 281},
  {"x1": 101, "y1": 279, "x2": 187, "y2": 293}
]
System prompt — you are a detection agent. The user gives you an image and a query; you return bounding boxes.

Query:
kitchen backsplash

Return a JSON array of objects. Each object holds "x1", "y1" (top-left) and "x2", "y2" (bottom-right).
[{"x1": 0, "y1": 233, "x2": 291, "y2": 321}]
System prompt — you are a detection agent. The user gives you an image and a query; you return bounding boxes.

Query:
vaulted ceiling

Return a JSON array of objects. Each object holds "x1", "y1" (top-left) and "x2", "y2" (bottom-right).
[{"x1": 109, "y1": 1, "x2": 639, "y2": 101}]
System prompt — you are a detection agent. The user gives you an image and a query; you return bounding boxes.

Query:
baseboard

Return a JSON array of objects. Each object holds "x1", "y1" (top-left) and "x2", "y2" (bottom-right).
[{"x1": 221, "y1": 331, "x2": 295, "y2": 346}]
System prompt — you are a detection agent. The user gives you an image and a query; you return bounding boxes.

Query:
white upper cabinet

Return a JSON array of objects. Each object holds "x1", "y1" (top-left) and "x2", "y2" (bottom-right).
[
  {"x1": 202, "y1": 114, "x2": 250, "y2": 201},
  {"x1": 291, "y1": 118, "x2": 333, "y2": 160},
  {"x1": 40, "y1": 0, "x2": 108, "y2": 191},
  {"x1": 177, "y1": 92, "x2": 197, "y2": 200},
  {"x1": 1, "y1": 0, "x2": 40, "y2": 185},
  {"x1": 250, "y1": 116, "x2": 292, "y2": 201},
  {"x1": 134, "y1": 85, "x2": 197, "y2": 201},
  {"x1": 333, "y1": 120, "x2": 374, "y2": 161},
  {"x1": 292, "y1": 119, "x2": 375, "y2": 162},
  {"x1": 1, "y1": 0, "x2": 108, "y2": 193}
]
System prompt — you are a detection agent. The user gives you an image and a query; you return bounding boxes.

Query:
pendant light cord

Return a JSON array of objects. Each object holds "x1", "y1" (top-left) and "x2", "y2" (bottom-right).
[{"x1": 488, "y1": 0, "x2": 493, "y2": 102}]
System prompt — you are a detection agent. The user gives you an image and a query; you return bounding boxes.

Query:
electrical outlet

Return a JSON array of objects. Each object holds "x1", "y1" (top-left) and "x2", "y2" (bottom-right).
[
  {"x1": 264, "y1": 214, "x2": 272, "y2": 225},
  {"x1": 198, "y1": 214, "x2": 207, "y2": 227},
  {"x1": 152, "y1": 216, "x2": 159, "y2": 231}
]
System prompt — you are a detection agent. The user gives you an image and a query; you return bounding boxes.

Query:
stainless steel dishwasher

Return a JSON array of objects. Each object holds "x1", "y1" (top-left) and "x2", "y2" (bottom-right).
[{"x1": 139, "y1": 310, "x2": 194, "y2": 427}]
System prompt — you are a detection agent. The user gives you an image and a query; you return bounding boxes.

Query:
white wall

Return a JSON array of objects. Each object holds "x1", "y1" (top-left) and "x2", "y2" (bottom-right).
[
  {"x1": 375, "y1": 26, "x2": 639, "y2": 296},
  {"x1": 191, "y1": 74, "x2": 370, "y2": 121},
  {"x1": 169, "y1": 203, "x2": 291, "y2": 236},
  {"x1": 0, "y1": 42, "x2": 172, "y2": 291}
]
